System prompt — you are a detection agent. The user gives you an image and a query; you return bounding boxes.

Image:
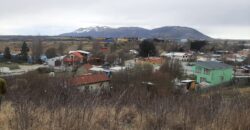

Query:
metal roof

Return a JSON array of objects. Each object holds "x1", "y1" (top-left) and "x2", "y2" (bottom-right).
[
  {"x1": 195, "y1": 61, "x2": 232, "y2": 70},
  {"x1": 71, "y1": 73, "x2": 110, "y2": 86}
]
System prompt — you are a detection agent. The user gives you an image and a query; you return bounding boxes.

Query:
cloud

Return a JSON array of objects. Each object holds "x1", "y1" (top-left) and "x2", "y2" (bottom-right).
[{"x1": 0, "y1": 0, "x2": 249, "y2": 39}]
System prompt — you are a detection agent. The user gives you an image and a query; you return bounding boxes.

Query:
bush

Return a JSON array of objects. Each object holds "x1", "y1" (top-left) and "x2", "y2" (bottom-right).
[{"x1": 0, "y1": 63, "x2": 20, "y2": 70}]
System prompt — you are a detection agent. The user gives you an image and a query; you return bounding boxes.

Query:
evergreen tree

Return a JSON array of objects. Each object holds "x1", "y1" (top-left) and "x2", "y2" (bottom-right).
[
  {"x1": 58, "y1": 43, "x2": 65, "y2": 55},
  {"x1": 139, "y1": 40, "x2": 157, "y2": 57},
  {"x1": 4, "y1": 47, "x2": 11, "y2": 60},
  {"x1": 20, "y1": 41, "x2": 29, "y2": 61}
]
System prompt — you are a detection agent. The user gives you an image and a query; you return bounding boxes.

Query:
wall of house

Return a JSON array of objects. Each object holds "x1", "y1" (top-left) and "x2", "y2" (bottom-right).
[
  {"x1": 211, "y1": 68, "x2": 233, "y2": 85},
  {"x1": 170, "y1": 54, "x2": 193, "y2": 61},
  {"x1": 63, "y1": 54, "x2": 82, "y2": 66},
  {"x1": 47, "y1": 58, "x2": 63, "y2": 67},
  {"x1": 77, "y1": 81, "x2": 110, "y2": 93},
  {"x1": 193, "y1": 66, "x2": 212, "y2": 84}
]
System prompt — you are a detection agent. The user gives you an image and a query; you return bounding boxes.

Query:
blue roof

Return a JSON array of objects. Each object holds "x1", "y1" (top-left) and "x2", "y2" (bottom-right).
[{"x1": 195, "y1": 61, "x2": 232, "y2": 70}]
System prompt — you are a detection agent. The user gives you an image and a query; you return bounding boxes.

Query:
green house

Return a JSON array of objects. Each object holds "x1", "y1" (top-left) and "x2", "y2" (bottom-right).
[{"x1": 192, "y1": 61, "x2": 233, "y2": 86}]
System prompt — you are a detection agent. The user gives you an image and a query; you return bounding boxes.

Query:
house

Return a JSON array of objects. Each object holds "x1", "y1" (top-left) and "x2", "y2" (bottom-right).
[
  {"x1": 129, "y1": 50, "x2": 139, "y2": 55},
  {"x1": 224, "y1": 54, "x2": 246, "y2": 63},
  {"x1": 69, "y1": 50, "x2": 90, "y2": 57},
  {"x1": 89, "y1": 65, "x2": 125, "y2": 77},
  {"x1": 63, "y1": 52, "x2": 84, "y2": 66},
  {"x1": 70, "y1": 73, "x2": 111, "y2": 93},
  {"x1": 110, "y1": 66, "x2": 126, "y2": 72},
  {"x1": 161, "y1": 52, "x2": 194, "y2": 61},
  {"x1": 117, "y1": 38, "x2": 129, "y2": 43},
  {"x1": 124, "y1": 57, "x2": 163, "y2": 71},
  {"x1": 196, "y1": 56, "x2": 208, "y2": 62},
  {"x1": 196, "y1": 55, "x2": 221, "y2": 62},
  {"x1": 141, "y1": 57, "x2": 165, "y2": 65},
  {"x1": 238, "y1": 49, "x2": 250, "y2": 57},
  {"x1": 89, "y1": 66, "x2": 111, "y2": 76},
  {"x1": 139, "y1": 57, "x2": 164, "y2": 71},
  {"x1": 69, "y1": 50, "x2": 91, "y2": 62},
  {"x1": 192, "y1": 61, "x2": 233, "y2": 86},
  {"x1": 46, "y1": 56, "x2": 65, "y2": 67}
]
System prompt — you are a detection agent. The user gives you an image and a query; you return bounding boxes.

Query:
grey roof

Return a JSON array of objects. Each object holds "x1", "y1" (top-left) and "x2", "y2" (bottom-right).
[{"x1": 195, "y1": 61, "x2": 232, "y2": 70}]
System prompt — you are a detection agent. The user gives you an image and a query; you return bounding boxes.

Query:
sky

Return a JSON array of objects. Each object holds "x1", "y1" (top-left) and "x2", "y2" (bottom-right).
[{"x1": 0, "y1": 0, "x2": 249, "y2": 39}]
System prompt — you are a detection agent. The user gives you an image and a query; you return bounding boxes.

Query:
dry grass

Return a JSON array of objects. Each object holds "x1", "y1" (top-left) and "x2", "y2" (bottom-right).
[
  {"x1": 0, "y1": 92, "x2": 250, "y2": 130},
  {"x1": 1, "y1": 72, "x2": 250, "y2": 130},
  {"x1": 238, "y1": 87, "x2": 250, "y2": 95}
]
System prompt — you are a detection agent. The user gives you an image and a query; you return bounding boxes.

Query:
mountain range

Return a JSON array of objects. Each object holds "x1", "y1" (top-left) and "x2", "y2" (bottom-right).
[{"x1": 60, "y1": 26, "x2": 211, "y2": 40}]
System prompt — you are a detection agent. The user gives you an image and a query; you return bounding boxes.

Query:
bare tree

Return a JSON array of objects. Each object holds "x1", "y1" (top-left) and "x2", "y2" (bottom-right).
[
  {"x1": 58, "y1": 43, "x2": 65, "y2": 55},
  {"x1": 92, "y1": 42, "x2": 101, "y2": 53},
  {"x1": 31, "y1": 37, "x2": 43, "y2": 63}
]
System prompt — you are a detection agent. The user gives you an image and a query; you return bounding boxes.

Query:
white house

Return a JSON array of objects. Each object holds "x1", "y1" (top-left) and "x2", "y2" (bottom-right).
[
  {"x1": 46, "y1": 56, "x2": 65, "y2": 67},
  {"x1": 129, "y1": 50, "x2": 139, "y2": 55},
  {"x1": 161, "y1": 52, "x2": 193, "y2": 61},
  {"x1": 110, "y1": 66, "x2": 126, "y2": 72}
]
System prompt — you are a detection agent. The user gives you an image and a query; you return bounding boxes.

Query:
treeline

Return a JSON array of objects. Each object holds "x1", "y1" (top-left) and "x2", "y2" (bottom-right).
[
  {"x1": 1, "y1": 42, "x2": 29, "y2": 62},
  {"x1": 1, "y1": 38, "x2": 67, "y2": 64}
]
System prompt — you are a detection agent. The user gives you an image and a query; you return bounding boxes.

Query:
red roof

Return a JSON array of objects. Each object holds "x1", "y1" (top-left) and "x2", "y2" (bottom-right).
[
  {"x1": 71, "y1": 73, "x2": 110, "y2": 86},
  {"x1": 140, "y1": 57, "x2": 164, "y2": 65},
  {"x1": 63, "y1": 58, "x2": 81, "y2": 62},
  {"x1": 63, "y1": 52, "x2": 84, "y2": 63},
  {"x1": 83, "y1": 64, "x2": 93, "y2": 71},
  {"x1": 100, "y1": 47, "x2": 109, "y2": 53},
  {"x1": 71, "y1": 52, "x2": 84, "y2": 58}
]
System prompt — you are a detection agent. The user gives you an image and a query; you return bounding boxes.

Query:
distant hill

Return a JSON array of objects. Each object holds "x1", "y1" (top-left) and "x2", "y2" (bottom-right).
[{"x1": 60, "y1": 26, "x2": 211, "y2": 40}]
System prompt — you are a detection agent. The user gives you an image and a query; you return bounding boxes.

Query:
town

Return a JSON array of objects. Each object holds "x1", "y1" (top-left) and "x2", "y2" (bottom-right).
[
  {"x1": 1, "y1": 36, "x2": 250, "y2": 129},
  {"x1": 1, "y1": 36, "x2": 250, "y2": 93},
  {"x1": 0, "y1": 0, "x2": 250, "y2": 129}
]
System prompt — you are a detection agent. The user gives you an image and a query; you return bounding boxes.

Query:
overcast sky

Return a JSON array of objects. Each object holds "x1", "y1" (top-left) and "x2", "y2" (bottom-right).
[{"x1": 0, "y1": 0, "x2": 249, "y2": 39}]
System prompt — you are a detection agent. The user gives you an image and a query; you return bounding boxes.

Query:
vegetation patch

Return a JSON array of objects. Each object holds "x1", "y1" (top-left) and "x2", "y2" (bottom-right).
[{"x1": 0, "y1": 63, "x2": 20, "y2": 70}]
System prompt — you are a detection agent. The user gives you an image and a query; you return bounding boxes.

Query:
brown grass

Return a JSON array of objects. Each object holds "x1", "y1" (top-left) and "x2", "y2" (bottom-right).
[
  {"x1": 0, "y1": 72, "x2": 250, "y2": 130},
  {"x1": 0, "y1": 92, "x2": 250, "y2": 130}
]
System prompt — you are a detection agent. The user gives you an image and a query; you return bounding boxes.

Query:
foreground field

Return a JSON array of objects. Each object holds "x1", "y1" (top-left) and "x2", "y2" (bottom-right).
[
  {"x1": 0, "y1": 72, "x2": 250, "y2": 130},
  {"x1": 0, "y1": 89, "x2": 250, "y2": 130}
]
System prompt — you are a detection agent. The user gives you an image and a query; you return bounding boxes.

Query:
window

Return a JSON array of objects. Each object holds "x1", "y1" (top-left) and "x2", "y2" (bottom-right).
[
  {"x1": 200, "y1": 77, "x2": 207, "y2": 82},
  {"x1": 204, "y1": 69, "x2": 210, "y2": 75},
  {"x1": 70, "y1": 55, "x2": 74, "y2": 60},
  {"x1": 220, "y1": 76, "x2": 224, "y2": 82},
  {"x1": 196, "y1": 67, "x2": 202, "y2": 73}
]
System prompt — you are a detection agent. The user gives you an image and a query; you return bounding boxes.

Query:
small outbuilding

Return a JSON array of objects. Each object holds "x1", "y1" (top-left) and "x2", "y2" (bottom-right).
[{"x1": 70, "y1": 73, "x2": 111, "y2": 93}]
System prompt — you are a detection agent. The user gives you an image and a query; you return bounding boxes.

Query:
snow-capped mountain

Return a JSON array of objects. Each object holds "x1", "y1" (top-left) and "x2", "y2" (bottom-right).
[
  {"x1": 60, "y1": 26, "x2": 211, "y2": 40},
  {"x1": 74, "y1": 26, "x2": 112, "y2": 33}
]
